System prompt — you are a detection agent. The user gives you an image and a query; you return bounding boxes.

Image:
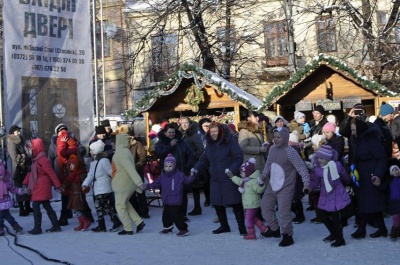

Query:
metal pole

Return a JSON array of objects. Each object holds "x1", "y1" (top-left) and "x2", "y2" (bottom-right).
[
  {"x1": 0, "y1": 54, "x2": 5, "y2": 162},
  {"x1": 92, "y1": 0, "x2": 100, "y2": 125},
  {"x1": 100, "y1": 0, "x2": 107, "y2": 119}
]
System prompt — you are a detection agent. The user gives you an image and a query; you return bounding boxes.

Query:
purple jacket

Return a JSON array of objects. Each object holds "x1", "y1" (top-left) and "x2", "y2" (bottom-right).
[
  {"x1": 310, "y1": 161, "x2": 351, "y2": 212},
  {"x1": 148, "y1": 170, "x2": 196, "y2": 205},
  {"x1": 0, "y1": 174, "x2": 21, "y2": 211}
]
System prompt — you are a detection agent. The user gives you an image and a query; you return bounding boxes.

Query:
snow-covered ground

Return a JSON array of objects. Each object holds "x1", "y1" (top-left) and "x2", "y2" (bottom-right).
[{"x1": 1, "y1": 191, "x2": 399, "y2": 265}]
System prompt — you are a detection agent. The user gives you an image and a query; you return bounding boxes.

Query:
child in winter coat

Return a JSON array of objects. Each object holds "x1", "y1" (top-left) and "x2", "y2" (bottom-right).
[
  {"x1": 65, "y1": 154, "x2": 92, "y2": 231},
  {"x1": 82, "y1": 140, "x2": 122, "y2": 233},
  {"x1": 387, "y1": 159, "x2": 400, "y2": 241},
  {"x1": 23, "y1": 138, "x2": 63, "y2": 235},
  {"x1": 310, "y1": 145, "x2": 351, "y2": 247},
  {"x1": 141, "y1": 154, "x2": 196, "y2": 237},
  {"x1": 228, "y1": 158, "x2": 267, "y2": 240},
  {"x1": 0, "y1": 161, "x2": 25, "y2": 236}
]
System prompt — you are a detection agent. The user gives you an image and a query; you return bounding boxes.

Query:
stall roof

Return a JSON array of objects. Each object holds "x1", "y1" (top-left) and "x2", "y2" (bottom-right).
[
  {"x1": 129, "y1": 64, "x2": 262, "y2": 115},
  {"x1": 259, "y1": 54, "x2": 398, "y2": 110}
]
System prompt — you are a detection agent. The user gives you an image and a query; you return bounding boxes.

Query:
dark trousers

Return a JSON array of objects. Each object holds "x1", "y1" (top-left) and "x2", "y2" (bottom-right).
[
  {"x1": 32, "y1": 200, "x2": 59, "y2": 228},
  {"x1": 162, "y1": 204, "x2": 188, "y2": 231},
  {"x1": 319, "y1": 209, "x2": 343, "y2": 239},
  {"x1": 0, "y1": 209, "x2": 18, "y2": 228}
]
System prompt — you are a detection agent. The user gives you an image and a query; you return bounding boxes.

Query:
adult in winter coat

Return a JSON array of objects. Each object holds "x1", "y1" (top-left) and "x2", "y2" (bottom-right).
[
  {"x1": 192, "y1": 122, "x2": 246, "y2": 236},
  {"x1": 89, "y1": 125, "x2": 114, "y2": 161},
  {"x1": 155, "y1": 123, "x2": 195, "y2": 219},
  {"x1": 197, "y1": 117, "x2": 212, "y2": 206},
  {"x1": 238, "y1": 120, "x2": 268, "y2": 172},
  {"x1": 259, "y1": 127, "x2": 310, "y2": 247},
  {"x1": 7, "y1": 125, "x2": 32, "y2": 216},
  {"x1": 23, "y1": 138, "x2": 63, "y2": 235},
  {"x1": 350, "y1": 119, "x2": 389, "y2": 239},
  {"x1": 82, "y1": 140, "x2": 122, "y2": 233},
  {"x1": 179, "y1": 117, "x2": 204, "y2": 216},
  {"x1": 322, "y1": 122, "x2": 345, "y2": 160},
  {"x1": 111, "y1": 132, "x2": 145, "y2": 235}
]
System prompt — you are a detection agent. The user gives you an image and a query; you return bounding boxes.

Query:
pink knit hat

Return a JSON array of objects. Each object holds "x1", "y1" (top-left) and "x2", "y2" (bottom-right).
[
  {"x1": 240, "y1": 158, "x2": 256, "y2": 177},
  {"x1": 322, "y1": 122, "x2": 336, "y2": 133}
]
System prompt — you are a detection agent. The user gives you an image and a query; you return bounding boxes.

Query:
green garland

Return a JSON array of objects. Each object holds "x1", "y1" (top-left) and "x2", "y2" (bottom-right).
[
  {"x1": 259, "y1": 54, "x2": 398, "y2": 110},
  {"x1": 124, "y1": 63, "x2": 257, "y2": 118}
]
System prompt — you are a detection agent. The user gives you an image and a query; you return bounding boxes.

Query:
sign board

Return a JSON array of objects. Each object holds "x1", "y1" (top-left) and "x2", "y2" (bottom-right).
[
  {"x1": 2, "y1": 1, "x2": 94, "y2": 145},
  {"x1": 316, "y1": 99, "x2": 342, "y2": 111},
  {"x1": 342, "y1": 97, "x2": 362, "y2": 109},
  {"x1": 295, "y1": 100, "x2": 313, "y2": 111}
]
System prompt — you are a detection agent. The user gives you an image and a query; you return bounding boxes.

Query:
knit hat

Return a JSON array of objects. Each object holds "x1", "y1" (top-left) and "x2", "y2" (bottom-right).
[
  {"x1": 390, "y1": 165, "x2": 400, "y2": 176},
  {"x1": 353, "y1": 103, "x2": 366, "y2": 111},
  {"x1": 322, "y1": 122, "x2": 336, "y2": 133},
  {"x1": 95, "y1": 125, "x2": 107, "y2": 135},
  {"x1": 294, "y1": 111, "x2": 305, "y2": 123},
  {"x1": 227, "y1": 123, "x2": 237, "y2": 132},
  {"x1": 89, "y1": 140, "x2": 105, "y2": 155},
  {"x1": 380, "y1": 102, "x2": 394, "y2": 116},
  {"x1": 289, "y1": 130, "x2": 299, "y2": 144},
  {"x1": 315, "y1": 145, "x2": 334, "y2": 161},
  {"x1": 273, "y1": 115, "x2": 284, "y2": 125},
  {"x1": 164, "y1": 153, "x2": 176, "y2": 165},
  {"x1": 55, "y1": 123, "x2": 68, "y2": 134},
  {"x1": 101, "y1": 119, "x2": 111, "y2": 127},
  {"x1": 9, "y1": 125, "x2": 21, "y2": 134},
  {"x1": 313, "y1": 105, "x2": 325, "y2": 115},
  {"x1": 240, "y1": 158, "x2": 256, "y2": 178},
  {"x1": 326, "y1": 114, "x2": 337, "y2": 124}
]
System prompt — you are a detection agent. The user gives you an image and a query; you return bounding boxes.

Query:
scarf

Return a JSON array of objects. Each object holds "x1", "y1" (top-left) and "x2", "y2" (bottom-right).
[
  {"x1": 0, "y1": 180, "x2": 8, "y2": 199},
  {"x1": 28, "y1": 151, "x2": 46, "y2": 195},
  {"x1": 321, "y1": 160, "x2": 340, "y2": 193}
]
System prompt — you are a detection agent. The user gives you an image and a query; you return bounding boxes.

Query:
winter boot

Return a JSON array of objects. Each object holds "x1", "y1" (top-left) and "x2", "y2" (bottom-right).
[
  {"x1": 82, "y1": 210, "x2": 95, "y2": 223},
  {"x1": 28, "y1": 212, "x2": 42, "y2": 235},
  {"x1": 244, "y1": 228, "x2": 256, "y2": 240},
  {"x1": 261, "y1": 226, "x2": 281, "y2": 238},
  {"x1": 233, "y1": 203, "x2": 247, "y2": 236},
  {"x1": 46, "y1": 208, "x2": 62, "y2": 232},
  {"x1": 212, "y1": 206, "x2": 231, "y2": 234},
  {"x1": 18, "y1": 202, "x2": 28, "y2": 217},
  {"x1": 279, "y1": 234, "x2": 294, "y2": 247},
  {"x1": 188, "y1": 190, "x2": 202, "y2": 216},
  {"x1": 74, "y1": 217, "x2": 83, "y2": 231},
  {"x1": 331, "y1": 220, "x2": 345, "y2": 247},
  {"x1": 292, "y1": 200, "x2": 305, "y2": 224},
  {"x1": 322, "y1": 217, "x2": 336, "y2": 243},
  {"x1": 58, "y1": 211, "x2": 69, "y2": 226},
  {"x1": 12, "y1": 223, "x2": 23, "y2": 234},
  {"x1": 92, "y1": 219, "x2": 107, "y2": 232},
  {"x1": 78, "y1": 215, "x2": 91, "y2": 231},
  {"x1": 255, "y1": 219, "x2": 268, "y2": 234},
  {"x1": 389, "y1": 226, "x2": 400, "y2": 241},
  {"x1": 351, "y1": 214, "x2": 367, "y2": 239},
  {"x1": 370, "y1": 213, "x2": 388, "y2": 238},
  {"x1": 109, "y1": 215, "x2": 123, "y2": 232}
]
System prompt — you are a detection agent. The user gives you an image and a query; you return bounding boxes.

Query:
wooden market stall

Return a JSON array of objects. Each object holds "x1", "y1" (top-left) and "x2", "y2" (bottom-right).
[
  {"x1": 131, "y1": 65, "x2": 262, "y2": 149},
  {"x1": 261, "y1": 54, "x2": 398, "y2": 121}
]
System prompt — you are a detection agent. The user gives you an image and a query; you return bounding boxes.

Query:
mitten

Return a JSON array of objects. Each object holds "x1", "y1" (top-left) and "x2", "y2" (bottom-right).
[
  {"x1": 190, "y1": 168, "x2": 198, "y2": 176},
  {"x1": 19, "y1": 187, "x2": 27, "y2": 195},
  {"x1": 238, "y1": 187, "x2": 245, "y2": 193},
  {"x1": 303, "y1": 185, "x2": 310, "y2": 195},
  {"x1": 257, "y1": 177, "x2": 264, "y2": 186}
]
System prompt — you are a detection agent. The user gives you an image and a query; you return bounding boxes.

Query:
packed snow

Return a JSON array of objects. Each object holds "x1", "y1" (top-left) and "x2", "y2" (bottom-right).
[{"x1": 1, "y1": 191, "x2": 399, "y2": 265}]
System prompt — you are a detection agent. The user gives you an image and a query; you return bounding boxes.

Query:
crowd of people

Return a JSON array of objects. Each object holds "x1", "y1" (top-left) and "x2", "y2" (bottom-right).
[{"x1": 1, "y1": 103, "x2": 400, "y2": 248}]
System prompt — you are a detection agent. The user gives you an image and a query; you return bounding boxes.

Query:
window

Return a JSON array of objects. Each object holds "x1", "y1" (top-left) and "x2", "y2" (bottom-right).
[
  {"x1": 151, "y1": 33, "x2": 178, "y2": 82},
  {"x1": 316, "y1": 16, "x2": 337, "y2": 53},
  {"x1": 96, "y1": 20, "x2": 111, "y2": 58},
  {"x1": 263, "y1": 20, "x2": 288, "y2": 66}
]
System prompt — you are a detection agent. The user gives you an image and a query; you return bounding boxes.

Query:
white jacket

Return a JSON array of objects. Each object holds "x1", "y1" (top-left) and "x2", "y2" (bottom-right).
[{"x1": 83, "y1": 157, "x2": 113, "y2": 196}]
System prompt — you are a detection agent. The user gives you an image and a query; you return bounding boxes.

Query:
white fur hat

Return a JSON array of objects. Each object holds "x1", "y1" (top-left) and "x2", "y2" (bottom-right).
[{"x1": 89, "y1": 140, "x2": 105, "y2": 155}]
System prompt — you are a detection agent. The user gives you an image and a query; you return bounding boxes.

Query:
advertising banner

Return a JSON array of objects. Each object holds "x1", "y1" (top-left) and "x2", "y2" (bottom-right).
[{"x1": 2, "y1": 0, "x2": 93, "y2": 146}]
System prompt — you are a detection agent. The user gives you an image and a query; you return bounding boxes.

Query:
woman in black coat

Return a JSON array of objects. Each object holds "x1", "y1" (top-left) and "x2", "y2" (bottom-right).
[
  {"x1": 351, "y1": 119, "x2": 388, "y2": 239},
  {"x1": 192, "y1": 122, "x2": 246, "y2": 235}
]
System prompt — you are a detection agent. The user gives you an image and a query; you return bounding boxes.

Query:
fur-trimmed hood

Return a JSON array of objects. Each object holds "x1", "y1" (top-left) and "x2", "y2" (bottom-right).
[
  {"x1": 157, "y1": 128, "x2": 184, "y2": 143},
  {"x1": 237, "y1": 121, "x2": 260, "y2": 133},
  {"x1": 7, "y1": 134, "x2": 22, "y2": 145}
]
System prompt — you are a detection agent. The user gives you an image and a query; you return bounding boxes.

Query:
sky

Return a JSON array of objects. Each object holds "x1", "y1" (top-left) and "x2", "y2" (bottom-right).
[{"x1": 1, "y1": 191, "x2": 399, "y2": 265}]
